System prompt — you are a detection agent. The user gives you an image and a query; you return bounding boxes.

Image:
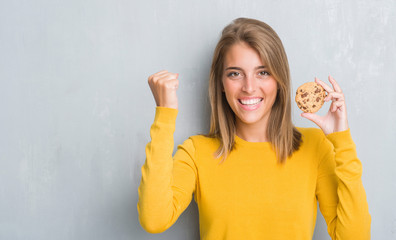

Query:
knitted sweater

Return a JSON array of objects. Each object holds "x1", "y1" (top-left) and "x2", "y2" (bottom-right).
[{"x1": 137, "y1": 107, "x2": 371, "y2": 239}]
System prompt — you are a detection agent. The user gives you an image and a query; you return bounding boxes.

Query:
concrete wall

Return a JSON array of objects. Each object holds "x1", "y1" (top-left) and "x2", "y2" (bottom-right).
[{"x1": 1, "y1": 0, "x2": 395, "y2": 239}]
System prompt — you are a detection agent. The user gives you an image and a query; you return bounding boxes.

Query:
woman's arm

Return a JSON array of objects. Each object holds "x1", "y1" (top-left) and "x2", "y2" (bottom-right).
[
  {"x1": 302, "y1": 76, "x2": 371, "y2": 238},
  {"x1": 316, "y1": 129, "x2": 371, "y2": 239},
  {"x1": 137, "y1": 107, "x2": 197, "y2": 233},
  {"x1": 137, "y1": 70, "x2": 196, "y2": 233}
]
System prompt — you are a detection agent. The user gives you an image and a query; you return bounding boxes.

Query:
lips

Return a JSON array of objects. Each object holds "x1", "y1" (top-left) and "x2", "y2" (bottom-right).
[
  {"x1": 237, "y1": 97, "x2": 263, "y2": 111},
  {"x1": 238, "y1": 98, "x2": 263, "y2": 105}
]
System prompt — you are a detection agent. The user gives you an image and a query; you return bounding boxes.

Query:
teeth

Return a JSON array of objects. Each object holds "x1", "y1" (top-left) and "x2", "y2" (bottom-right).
[{"x1": 240, "y1": 98, "x2": 262, "y2": 105}]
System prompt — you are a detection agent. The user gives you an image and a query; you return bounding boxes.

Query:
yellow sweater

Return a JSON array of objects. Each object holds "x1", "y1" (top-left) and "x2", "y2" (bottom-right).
[{"x1": 137, "y1": 107, "x2": 371, "y2": 239}]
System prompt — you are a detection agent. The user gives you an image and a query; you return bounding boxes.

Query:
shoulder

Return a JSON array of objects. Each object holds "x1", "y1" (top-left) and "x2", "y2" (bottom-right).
[
  {"x1": 175, "y1": 134, "x2": 220, "y2": 162},
  {"x1": 188, "y1": 134, "x2": 220, "y2": 148},
  {"x1": 177, "y1": 134, "x2": 220, "y2": 154},
  {"x1": 177, "y1": 134, "x2": 220, "y2": 146},
  {"x1": 295, "y1": 127, "x2": 335, "y2": 156},
  {"x1": 296, "y1": 127, "x2": 327, "y2": 145}
]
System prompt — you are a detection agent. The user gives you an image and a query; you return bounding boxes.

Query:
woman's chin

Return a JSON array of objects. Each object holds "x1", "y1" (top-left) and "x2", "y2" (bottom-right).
[{"x1": 236, "y1": 116, "x2": 262, "y2": 126}]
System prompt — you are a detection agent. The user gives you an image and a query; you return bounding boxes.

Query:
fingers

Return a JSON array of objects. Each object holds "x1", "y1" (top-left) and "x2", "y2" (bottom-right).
[
  {"x1": 315, "y1": 76, "x2": 343, "y2": 94},
  {"x1": 148, "y1": 70, "x2": 178, "y2": 84},
  {"x1": 330, "y1": 100, "x2": 345, "y2": 112},
  {"x1": 156, "y1": 73, "x2": 179, "y2": 84},
  {"x1": 162, "y1": 79, "x2": 179, "y2": 89},
  {"x1": 329, "y1": 75, "x2": 342, "y2": 93},
  {"x1": 315, "y1": 76, "x2": 345, "y2": 107},
  {"x1": 324, "y1": 91, "x2": 344, "y2": 102},
  {"x1": 149, "y1": 70, "x2": 169, "y2": 81},
  {"x1": 301, "y1": 112, "x2": 322, "y2": 127},
  {"x1": 147, "y1": 70, "x2": 180, "y2": 109},
  {"x1": 148, "y1": 71, "x2": 179, "y2": 91},
  {"x1": 155, "y1": 70, "x2": 173, "y2": 79},
  {"x1": 315, "y1": 77, "x2": 333, "y2": 93}
]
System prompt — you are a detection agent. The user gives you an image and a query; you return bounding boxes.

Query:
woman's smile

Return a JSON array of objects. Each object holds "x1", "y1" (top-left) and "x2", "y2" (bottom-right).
[{"x1": 238, "y1": 97, "x2": 263, "y2": 111}]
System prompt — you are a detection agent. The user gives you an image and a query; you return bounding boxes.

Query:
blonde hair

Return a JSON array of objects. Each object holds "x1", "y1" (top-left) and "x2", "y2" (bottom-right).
[{"x1": 206, "y1": 17, "x2": 302, "y2": 164}]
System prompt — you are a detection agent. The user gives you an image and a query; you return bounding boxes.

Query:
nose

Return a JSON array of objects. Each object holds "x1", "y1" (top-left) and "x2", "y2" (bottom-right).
[{"x1": 242, "y1": 74, "x2": 256, "y2": 93}]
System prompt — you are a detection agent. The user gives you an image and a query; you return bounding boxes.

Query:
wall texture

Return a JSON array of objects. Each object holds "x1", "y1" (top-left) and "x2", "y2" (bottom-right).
[{"x1": 1, "y1": 0, "x2": 395, "y2": 239}]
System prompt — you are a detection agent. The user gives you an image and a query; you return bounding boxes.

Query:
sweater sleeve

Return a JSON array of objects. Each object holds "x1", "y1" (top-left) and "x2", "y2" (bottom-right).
[
  {"x1": 137, "y1": 107, "x2": 197, "y2": 234},
  {"x1": 315, "y1": 128, "x2": 371, "y2": 239}
]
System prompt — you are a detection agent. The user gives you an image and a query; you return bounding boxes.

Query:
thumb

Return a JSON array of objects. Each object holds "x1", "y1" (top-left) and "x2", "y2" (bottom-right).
[{"x1": 301, "y1": 112, "x2": 322, "y2": 128}]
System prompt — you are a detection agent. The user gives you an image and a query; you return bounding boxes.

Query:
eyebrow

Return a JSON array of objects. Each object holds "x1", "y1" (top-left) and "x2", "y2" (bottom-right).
[{"x1": 224, "y1": 66, "x2": 267, "y2": 71}]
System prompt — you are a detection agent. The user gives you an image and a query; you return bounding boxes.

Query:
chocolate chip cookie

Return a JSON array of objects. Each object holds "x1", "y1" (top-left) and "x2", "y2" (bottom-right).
[{"x1": 295, "y1": 82, "x2": 327, "y2": 113}]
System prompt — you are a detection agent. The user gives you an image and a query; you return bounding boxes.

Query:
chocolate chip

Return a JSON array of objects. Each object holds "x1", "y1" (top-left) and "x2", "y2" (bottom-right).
[
  {"x1": 316, "y1": 97, "x2": 320, "y2": 102},
  {"x1": 312, "y1": 105, "x2": 316, "y2": 108},
  {"x1": 315, "y1": 88, "x2": 321, "y2": 93},
  {"x1": 301, "y1": 92, "x2": 308, "y2": 98}
]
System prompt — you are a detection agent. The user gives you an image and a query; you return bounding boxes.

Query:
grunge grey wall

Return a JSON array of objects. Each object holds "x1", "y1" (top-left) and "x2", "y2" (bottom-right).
[{"x1": 1, "y1": 0, "x2": 395, "y2": 239}]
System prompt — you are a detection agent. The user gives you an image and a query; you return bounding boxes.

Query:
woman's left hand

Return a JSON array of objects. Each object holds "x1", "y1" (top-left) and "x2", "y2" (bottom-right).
[{"x1": 301, "y1": 75, "x2": 349, "y2": 135}]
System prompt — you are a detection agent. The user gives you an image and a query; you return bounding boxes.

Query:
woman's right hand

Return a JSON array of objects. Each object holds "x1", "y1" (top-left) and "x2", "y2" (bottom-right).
[{"x1": 148, "y1": 70, "x2": 179, "y2": 109}]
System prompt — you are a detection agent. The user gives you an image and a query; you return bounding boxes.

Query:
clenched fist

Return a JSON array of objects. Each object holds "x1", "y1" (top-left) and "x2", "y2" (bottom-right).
[{"x1": 148, "y1": 70, "x2": 179, "y2": 109}]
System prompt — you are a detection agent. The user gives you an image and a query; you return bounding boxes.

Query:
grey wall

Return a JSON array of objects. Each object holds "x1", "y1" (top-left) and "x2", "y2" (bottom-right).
[{"x1": 1, "y1": 0, "x2": 395, "y2": 239}]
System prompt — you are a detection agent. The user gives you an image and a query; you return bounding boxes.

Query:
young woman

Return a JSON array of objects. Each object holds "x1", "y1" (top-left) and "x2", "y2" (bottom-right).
[{"x1": 137, "y1": 18, "x2": 371, "y2": 239}]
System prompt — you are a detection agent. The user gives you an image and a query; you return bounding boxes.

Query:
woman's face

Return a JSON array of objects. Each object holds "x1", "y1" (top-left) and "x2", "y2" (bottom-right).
[{"x1": 222, "y1": 42, "x2": 278, "y2": 128}]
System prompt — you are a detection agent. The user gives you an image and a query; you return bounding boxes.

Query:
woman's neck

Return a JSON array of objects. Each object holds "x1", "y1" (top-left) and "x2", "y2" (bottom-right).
[{"x1": 235, "y1": 120, "x2": 269, "y2": 142}]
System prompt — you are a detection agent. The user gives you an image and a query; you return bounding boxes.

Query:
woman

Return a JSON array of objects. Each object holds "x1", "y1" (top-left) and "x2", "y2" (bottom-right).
[{"x1": 137, "y1": 18, "x2": 371, "y2": 239}]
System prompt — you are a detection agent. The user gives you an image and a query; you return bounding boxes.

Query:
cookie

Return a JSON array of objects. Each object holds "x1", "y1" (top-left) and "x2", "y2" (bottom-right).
[{"x1": 295, "y1": 82, "x2": 327, "y2": 113}]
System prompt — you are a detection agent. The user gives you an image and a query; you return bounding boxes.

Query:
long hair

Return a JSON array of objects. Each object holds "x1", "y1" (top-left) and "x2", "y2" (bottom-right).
[{"x1": 206, "y1": 17, "x2": 302, "y2": 164}]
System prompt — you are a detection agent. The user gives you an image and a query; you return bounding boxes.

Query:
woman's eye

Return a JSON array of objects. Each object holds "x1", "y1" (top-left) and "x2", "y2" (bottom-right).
[
  {"x1": 259, "y1": 71, "x2": 270, "y2": 76},
  {"x1": 228, "y1": 72, "x2": 240, "y2": 77}
]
